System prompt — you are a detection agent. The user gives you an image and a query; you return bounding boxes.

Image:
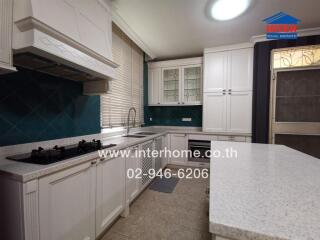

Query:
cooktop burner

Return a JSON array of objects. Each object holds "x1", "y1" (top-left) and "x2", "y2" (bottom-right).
[{"x1": 6, "y1": 140, "x2": 116, "y2": 165}]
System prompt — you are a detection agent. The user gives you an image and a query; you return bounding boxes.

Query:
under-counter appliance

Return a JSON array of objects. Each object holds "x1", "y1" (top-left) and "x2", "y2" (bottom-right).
[
  {"x1": 188, "y1": 139, "x2": 211, "y2": 163},
  {"x1": 6, "y1": 139, "x2": 116, "y2": 165}
]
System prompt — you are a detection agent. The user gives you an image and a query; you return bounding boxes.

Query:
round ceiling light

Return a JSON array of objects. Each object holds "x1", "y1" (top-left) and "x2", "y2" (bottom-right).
[{"x1": 211, "y1": 0, "x2": 251, "y2": 21}]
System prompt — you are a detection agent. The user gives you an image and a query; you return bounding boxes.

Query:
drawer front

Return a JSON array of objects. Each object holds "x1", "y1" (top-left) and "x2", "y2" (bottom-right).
[{"x1": 217, "y1": 135, "x2": 246, "y2": 142}]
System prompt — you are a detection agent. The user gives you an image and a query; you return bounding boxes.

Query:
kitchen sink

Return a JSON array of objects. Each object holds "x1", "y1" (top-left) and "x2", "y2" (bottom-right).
[
  {"x1": 135, "y1": 132, "x2": 157, "y2": 135},
  {"x1": 123, "y1": 135, "x2": 147, "y2": 138}
]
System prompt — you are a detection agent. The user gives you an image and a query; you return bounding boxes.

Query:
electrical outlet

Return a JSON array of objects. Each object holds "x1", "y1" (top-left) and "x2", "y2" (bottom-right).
[{"x1": 182, "y1": 118, "x2": 192, "y2": 122}]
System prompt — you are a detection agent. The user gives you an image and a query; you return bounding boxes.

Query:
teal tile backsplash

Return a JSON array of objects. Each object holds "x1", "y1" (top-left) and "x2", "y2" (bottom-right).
[
  {"x1": 144, "y1": 105, "x2": 202, "y2": 127},
  {"x1": 0, "y1": 68, "x2": 100, "y2": 146}
]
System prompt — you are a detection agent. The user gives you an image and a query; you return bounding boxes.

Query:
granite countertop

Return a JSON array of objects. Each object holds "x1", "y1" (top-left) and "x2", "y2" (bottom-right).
[
  {"x1": 209, "y1": 141, "x2": 320, "y2": 240},
  {"x1": 0, "y1": 127, "x2": 251, "y2": 182}
]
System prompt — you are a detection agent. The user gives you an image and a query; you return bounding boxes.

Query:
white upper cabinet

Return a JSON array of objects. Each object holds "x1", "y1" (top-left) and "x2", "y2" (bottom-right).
[
  {"x1": 203, "y1": 51, "x2": 227, "y2": 92},
  {"x1": 0, "y1": 0, "x2": 16, "y2": 73},
  {"x1": 204, "y1": 44, "x2": 253, "y2": 93},
  {"x1": 229, "y1": 48, "x2": 253, "y2": 92},
  {"x1": 162, "y1": 67, "x2": 180, "y2": 104},
  {"x1": 182, "y1": 65, "x2": 202, "y2": 104},
  {"x1": 203, "y1": 43, "x2": 253, "y2": 134},
  {"x1": 148, "y1": 67, "x2": 161, "y2": 105},
  {"x1": 148, "y1": 57, "x2": 202, "y2": 106}
]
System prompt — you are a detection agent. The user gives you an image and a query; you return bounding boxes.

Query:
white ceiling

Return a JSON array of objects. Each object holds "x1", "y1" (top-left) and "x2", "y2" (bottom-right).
[{"x1": 112, "y1": 0, "x2": 320, "y2": 59}]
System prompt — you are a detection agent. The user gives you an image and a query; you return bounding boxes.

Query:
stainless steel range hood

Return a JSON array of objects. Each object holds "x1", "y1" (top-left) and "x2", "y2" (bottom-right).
[{"x1": 12, "y1": 0, "x2": 118, "y2": 84}]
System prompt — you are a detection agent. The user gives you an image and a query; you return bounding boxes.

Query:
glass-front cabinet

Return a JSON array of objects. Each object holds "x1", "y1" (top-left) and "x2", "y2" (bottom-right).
[
  {"x1": 162, "y1": 67, "x2": 180, "y2": 104},
  {"x1": 148, "y1": 57, "x2": 202, "y2": 106},
  {"x1": 182, "y1": 65, "x2": 201, "y2": 104}
]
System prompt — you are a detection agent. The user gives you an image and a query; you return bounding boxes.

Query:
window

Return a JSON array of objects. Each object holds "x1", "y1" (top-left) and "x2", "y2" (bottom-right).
[
  {"x1": 101, "y1": 25, "x2": 144, "y2": 128},
  {"x1": 272, "y1": 45, "x2": 320, "y2": 69}
]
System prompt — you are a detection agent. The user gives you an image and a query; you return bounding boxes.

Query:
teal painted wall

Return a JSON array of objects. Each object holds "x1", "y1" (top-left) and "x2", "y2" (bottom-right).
[
  {"x1": 0, "y1": 67, "x2": 100, "y2": 146},
  {"x1": 143, "y1": 54, "x2": 202, "y2": 127}
]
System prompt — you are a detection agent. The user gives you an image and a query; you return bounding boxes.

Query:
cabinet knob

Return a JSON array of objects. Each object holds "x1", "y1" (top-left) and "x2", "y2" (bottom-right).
[
  {"x1": 91, "y1": 160, "x2": 97, "y2": 165},
  {"x1": 222, "y1": 89, "x2": 226, "y2": 92},
  {"x1": 178, "y1": 102, "x2": 180, "y2": 104},
  {"x1": 228, "y1": 89, "x2": 232, "y2": 92},
  {"x1": 223, "y1": 93, "x2": 226, "y2": 95},
  {"x1": 182, "y1": 102, "x2": 185, "y2": 104}
]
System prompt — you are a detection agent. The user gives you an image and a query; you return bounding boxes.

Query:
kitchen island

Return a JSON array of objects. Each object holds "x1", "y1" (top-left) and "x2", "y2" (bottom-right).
[{"x1": 209, "y1": 142, "x2": 320, "y2": 240}]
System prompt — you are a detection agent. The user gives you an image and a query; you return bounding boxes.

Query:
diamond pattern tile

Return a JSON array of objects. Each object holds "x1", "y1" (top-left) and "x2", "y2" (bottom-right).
[{"x1": 0, "y1": 67, "x2": 100, "y2": 146}]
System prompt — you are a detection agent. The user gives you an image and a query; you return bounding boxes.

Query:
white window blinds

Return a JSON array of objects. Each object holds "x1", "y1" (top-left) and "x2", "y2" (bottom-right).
[{"x1": 101, "y1": 26, "x2": 144, "y2": 128}]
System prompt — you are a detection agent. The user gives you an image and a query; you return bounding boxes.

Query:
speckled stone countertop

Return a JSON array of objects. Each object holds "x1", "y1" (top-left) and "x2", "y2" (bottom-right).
[
  {"x1": 209, "y1": 141, "x2": 320, "y2": 240},
  {"x1": 0, "y1": 127, "x2": 250, "y2": 182}
]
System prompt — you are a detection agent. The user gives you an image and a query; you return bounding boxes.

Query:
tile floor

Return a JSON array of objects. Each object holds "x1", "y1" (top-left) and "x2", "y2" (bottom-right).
[{"x1": 101, "y1": 167, "x2": 211, "y2": 240}]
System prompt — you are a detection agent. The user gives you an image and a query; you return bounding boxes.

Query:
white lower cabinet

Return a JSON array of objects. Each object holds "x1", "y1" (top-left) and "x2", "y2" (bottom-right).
[
  {"x1": 39, "y1": 161, "x2": 96, "y2": 240},
  {"x1": 96, "y1": 156, "x2": 125, "y2": 236},
  {"x1": 169, "y1": 134, "x2": 188, "y2": 165},
  {"x1": 125, "y1": 145, "x2": 141, "y2": 205}
]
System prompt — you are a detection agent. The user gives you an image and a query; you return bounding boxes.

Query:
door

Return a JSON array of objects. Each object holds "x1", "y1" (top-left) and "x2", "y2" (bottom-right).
[
  {"x1": 229, "y1": 48, "x2": 253, "y2": 92},
  {"x1": 227, "y1": 91, "x2": 252, "y2": 133},
  {"x1": 182, "y1": 65, "x2": 202, "y2": 105},
  {"x1": 170, "y1": 134, "x2": 187, "y2": 165},
  {"x1": 148, "y1": 68, "x2": 161, "y2": 105},
  {"x1": 39, "y1": 161, "x2": 96, "y2": 240},
  {"x1": 270, "y1": 68, "x2": 320, "y2": 158},
  {"x1": 162, "y1": 67, "x2": 181, "y2": 104},
  {"x1": 203, "y1": 93, "x2": 227, "y2": 132},
  {"x1": 125, "y1": 145, "x2": 141, "y2": 204},
  {"x1": 203, "y1": 51, "x2": 228, "y2": 92},
  {"x1": 96, "y1": 157, "x2": 125, "y2": 236}
]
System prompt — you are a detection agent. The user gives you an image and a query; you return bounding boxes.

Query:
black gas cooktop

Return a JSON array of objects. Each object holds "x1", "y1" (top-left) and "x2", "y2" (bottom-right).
[{"x1": 6, "y1": 139, "x2": 116, "y2": 165}]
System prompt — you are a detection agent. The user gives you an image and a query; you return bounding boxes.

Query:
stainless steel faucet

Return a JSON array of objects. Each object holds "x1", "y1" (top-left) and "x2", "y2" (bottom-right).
[{"x1": 126, "y1": 107, "x2": 136, "y2": 135}]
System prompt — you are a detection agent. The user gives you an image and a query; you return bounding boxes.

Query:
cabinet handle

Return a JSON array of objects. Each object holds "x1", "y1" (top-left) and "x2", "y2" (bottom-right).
[{"x1": 91, "y1": 160, "x2": 97, "y2": 165}]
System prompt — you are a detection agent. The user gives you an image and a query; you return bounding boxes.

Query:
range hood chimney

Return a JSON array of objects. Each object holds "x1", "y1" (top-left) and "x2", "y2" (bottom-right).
[{"x1": 12, "y1": 0, "x2": 118, "y2": 86}]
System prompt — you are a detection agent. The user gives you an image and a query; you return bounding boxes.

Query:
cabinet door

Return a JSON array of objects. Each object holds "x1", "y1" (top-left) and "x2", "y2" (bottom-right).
[
  {"x1": 229, "y1": 48, "x2": 253, "y2": 92},
  {"x1": 126, "y1": 146, "x2": 141, "y2": 204},
  {"x1": 170, "y1": 134, "x2": 187, "y2": 165},
  {"x1": 39, "y1": 162, "x2": 96, "y2": 240},
  {"x1": 96, "y1": 157, "x2": 125, "y2": 236},
  {"x1": 203, "y1": 51, "x2": 228, "y2": 93},
  {"x1": 203, "y1": 93, "x2": 227, "y2": 132},
  {"x1": 140, "y1": 141, "x2": 155, "y2": 188},
  {"x1": 0, "y1": 0, "x2": 12, "y2": 66},
  {"x1": 182, "y1": 65, "x2": 202, "y2": 105},
  {"x1": 162, "y1": 67, "x2": 181, "y2": 104},
  {"x1": 148, "y1": 68, "x2": 161, "y2": 105},
  {"x1": 227, "y1": 91, "x2": 252, "y2": 133},
  {"x1": 154, "y1": 137, "x2": 163, "y2": 172}
]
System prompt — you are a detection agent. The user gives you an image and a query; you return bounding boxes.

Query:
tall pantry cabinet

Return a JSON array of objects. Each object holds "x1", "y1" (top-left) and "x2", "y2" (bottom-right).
[{"x1": 203, "y1": 43, "x2": 253, "y2": 133}]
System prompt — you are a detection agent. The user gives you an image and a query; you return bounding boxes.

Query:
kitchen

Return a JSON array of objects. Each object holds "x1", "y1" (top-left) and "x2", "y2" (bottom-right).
[{"x1": 0, "y1": 0, "x2": 320, "y2": 240}]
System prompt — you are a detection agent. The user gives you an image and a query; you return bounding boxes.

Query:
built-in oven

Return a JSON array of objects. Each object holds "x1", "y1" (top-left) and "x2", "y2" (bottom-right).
[{"x1": 188, "y1": 139, "x2": 211, "y2": 163}]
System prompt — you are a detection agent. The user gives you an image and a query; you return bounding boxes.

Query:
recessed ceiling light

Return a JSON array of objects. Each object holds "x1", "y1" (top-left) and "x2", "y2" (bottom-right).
[{"x1": 211, "y1": 0, "x2": 251, "y2": 21}]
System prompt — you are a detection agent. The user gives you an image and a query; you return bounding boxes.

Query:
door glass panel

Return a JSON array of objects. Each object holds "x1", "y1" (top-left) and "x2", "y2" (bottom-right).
[
  {"x1": 275, "y1": 69, "x2": 320, "y2": 122},
  {"x1": 163, "y1": 68, "x2": 179, "y2": 103},
  {"x1": 184, "y1": 66, "x2": 201, "y2": 102}
]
